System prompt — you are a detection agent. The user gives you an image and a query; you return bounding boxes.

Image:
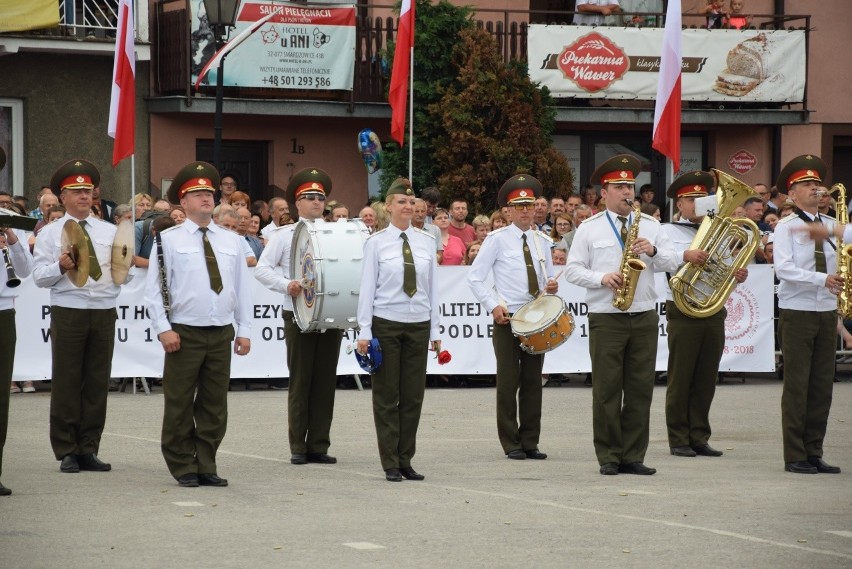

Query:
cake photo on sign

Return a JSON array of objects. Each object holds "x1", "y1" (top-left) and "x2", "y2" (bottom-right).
[{"x1": 713, "y1": 33, "x2": 784, "y2": 97}]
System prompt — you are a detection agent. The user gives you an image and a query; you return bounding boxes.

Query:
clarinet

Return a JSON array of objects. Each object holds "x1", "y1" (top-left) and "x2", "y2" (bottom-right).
[{"x1": 155, "y1": 232, "x2": 171, "y2": 321}]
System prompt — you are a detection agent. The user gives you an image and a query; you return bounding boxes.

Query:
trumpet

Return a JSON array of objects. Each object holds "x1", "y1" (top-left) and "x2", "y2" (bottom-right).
[{"x1": 2, "y1": 246, "x2": 20, "y2": 288}]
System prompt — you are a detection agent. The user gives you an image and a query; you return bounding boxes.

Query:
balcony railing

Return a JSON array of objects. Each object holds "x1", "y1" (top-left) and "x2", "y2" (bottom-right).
[
  {"x1": 0, "y1": 0, "x2": 150, "y2": 43},
  {"x1": 152, "y1": 3, "x2": 809, "y2": 110}
]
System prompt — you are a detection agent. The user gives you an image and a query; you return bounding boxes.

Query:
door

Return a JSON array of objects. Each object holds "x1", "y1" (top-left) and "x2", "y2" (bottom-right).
[{"x1": 196, "y1": 140, "x2": 269, "y2": 202}]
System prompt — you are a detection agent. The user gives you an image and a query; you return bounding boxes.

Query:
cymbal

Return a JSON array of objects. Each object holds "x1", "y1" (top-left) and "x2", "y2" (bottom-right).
[
  {"x1": 0, "y1": 207, "x2": 38, "y2": 231},
  {"x1": 111, "y1": 219, "x2": 134, "y2": 284},
  {"x1": 61, "y1": 220, "x2": 89, "y2": 288}
]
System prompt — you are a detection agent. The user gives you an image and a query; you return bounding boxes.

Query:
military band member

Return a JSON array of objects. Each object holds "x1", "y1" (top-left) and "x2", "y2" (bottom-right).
[
  {"x1": 33, "y1": 159, "x2": 130, "y2": 473},
  {"x1": 660, "y1": 171, "x2": 747, "y2": 459},
  {"x1": 145, "y1": 162, "x2": 252, "y2": 487},
  {"x1": 565, "y1": 155, "x2": 680, "y2": 475},
  {"x1": 468, "y1": 175, "x2": 558, "y2": 460},
  {"x1": 772, "y1": 155, "x2": 841, "y2": 474},
  {"x1": 0, "y1": 147, "x2": 34, "y2": 495},
  {"x1": 356, "y1": 178, "x2": 441, "y2": 482},
  {"x1": 255, "y1": 168, "x2": 342, "y2": 465}
]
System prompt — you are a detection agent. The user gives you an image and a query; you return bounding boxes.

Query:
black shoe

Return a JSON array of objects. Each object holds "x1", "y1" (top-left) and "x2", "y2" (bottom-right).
[
  {"x1": 506, "y1": 449, "x2": 526, "y2": 460},
  {"x1": 0, "y1": 482, "x2": 10, "y2": 496},
  {"x1": 60, "y1": 454, "x2": 80, "y2": 473},
  {"x1": 306, "y1": 453, "x2": 337, "y2": 464},
  {"x1": 599, "y1": 462, "x2": 619, "y2": 475},
  {"x1": 290, "y1": 453, "x2": 308, "y2": 465},
  {"x1": 692, "y1": 444, "x2": 723, "y2": 457},
  {"x1": 785, "y1": 461, "x2": 818, "y2": 474},
  {"x1": 77, "y1": 453, "x2": 111, "y2": 471},
  {"x1": 399, "y1": 466, "x2": 424, "y2": 481},
  {"x1": 199, "y1": 473, "x2": 229, "y2": 487},
  {"x1": 385, "y1": 468, "x2": 402, "y2": 482},
  {"x1": 807, "y1": 456, "x2": 841, "y2": 473},
  {"x1": 524, "y1": 449, "x2": 548, "y2": 460},
  {"x1": 619, "y1": 462, "x2": 656, "y2": 475},
  {"x1": 177, "y1": 473, "x2": 199, "y2": 487},
  {"x1": 670, "y1": 446, "x2": 697, "y2": 457}
]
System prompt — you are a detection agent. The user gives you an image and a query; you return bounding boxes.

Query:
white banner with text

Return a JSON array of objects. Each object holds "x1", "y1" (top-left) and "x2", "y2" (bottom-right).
[
  {"x1": 11, "y1": 266, "x2": 775, "y2": 380},
  {"x1": 529, "y1": 26, "x2": 805, "y2": 102}
]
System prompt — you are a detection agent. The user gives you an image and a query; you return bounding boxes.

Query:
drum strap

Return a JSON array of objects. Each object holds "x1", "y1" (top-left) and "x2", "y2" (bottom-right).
[{"x1": 530, "y1": 231, "x2": 549, "y2": 295}]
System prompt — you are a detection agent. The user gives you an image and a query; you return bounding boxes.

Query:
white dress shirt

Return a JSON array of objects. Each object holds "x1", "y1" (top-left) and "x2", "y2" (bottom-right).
[
  {"x1": 260, "y1": 221, "x2": 280, "y2": 241},
  {"x1": 254, "y1": 223, "x2": 298, "y2": 311},
  {"x1": 467, "y1": 224, "x2": 556, "y2": 314},
  {"x1": 773, "y1": 211, "x2": 838, "y2": 311},
  {"x1": 565, "y1": 210, "x2": 680, "y2": 313},
  {"x1": 658, "y1": 220, "x2": 697, "y2": 302},
  {"x1": 32, "y1": 214, "x2": 128, "y2": 308},
  {"x1": 573, "y1": 0, "x2": 620, "y2": 25},
  {"x1": 0, "y1": 229, "x2": 33, "y2": 310},
  {"x1": 357, "y1": 224, "x2": 440, "y2": 341},
  {"x1": 145, "y1": 218, "x2": 252, "y2": 338}
]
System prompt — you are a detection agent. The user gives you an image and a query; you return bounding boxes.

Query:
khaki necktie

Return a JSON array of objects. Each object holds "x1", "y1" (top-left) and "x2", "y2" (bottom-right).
[
  {"x1": 198, "y1": 227, "x2": 223, "y2": 294},
  {"x1": 522, "y1": 234, "x2": 540, "y2": 297},
  {"x1": 617, "y1": 215, "x2": 629, "y2": 245},
  {"x1": 814, "y1": 215, "x2": 827, "y2": 273},
  {"x1": 78, "y1": 220, "x2": 102, "y2": 281},
  {"x1": 401, "y1": 232, "x2": 416, "y2": 297}
]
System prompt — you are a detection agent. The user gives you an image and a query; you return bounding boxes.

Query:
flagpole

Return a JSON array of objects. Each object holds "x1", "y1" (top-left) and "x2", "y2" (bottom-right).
[
  {"x1": 665, "y1": 157, "x2": 674, "y2": 222},
  {"x1": 130, "y1": 153, "x2": 136, "y2": 225},
  {"x1": 407, "y1": 45, "x2": 414, "y2": 181}
]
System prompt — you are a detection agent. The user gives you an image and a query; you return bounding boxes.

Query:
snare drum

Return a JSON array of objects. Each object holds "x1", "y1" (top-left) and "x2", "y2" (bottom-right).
[
  {"x1": 510, "y1": 295, "x2": 574, "y2": 354},
  {"x1": 291, "y1": 218, "x2": 370, "y2": 332}
]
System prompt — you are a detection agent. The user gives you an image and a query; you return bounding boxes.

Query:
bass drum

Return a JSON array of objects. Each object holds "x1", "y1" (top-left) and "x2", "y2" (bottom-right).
[{"x1": 291, "y1": 218, "x2": 370, "y2": 332}]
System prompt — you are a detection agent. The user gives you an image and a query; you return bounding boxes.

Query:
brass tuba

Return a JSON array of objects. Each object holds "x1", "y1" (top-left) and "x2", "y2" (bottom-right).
[
  {"x1": 613, "y1": 201, "x2": 646, "y2": 311},
  {"x1": 669, "y1": 169, "x2": 761, "y2": 318},
  {"x1": 833, "y1": 184, "x2": 852, "y2": 317}
]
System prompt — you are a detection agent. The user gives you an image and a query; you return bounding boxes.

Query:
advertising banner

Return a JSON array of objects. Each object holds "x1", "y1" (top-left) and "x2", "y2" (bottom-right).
[
  {"x1": 529, "y1": 26, "x2": 806, "y2": 103},
  {"x1": 191, "y1": 1, "x2": 356, "y2": 90},
  {"x1": 12, "y1": 266, "x2": 775, "y2": 380}
]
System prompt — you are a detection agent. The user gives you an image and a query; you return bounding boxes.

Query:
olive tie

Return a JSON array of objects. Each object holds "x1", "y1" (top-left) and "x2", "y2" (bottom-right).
[
  {"x1": 522, "y1": 234, "x2": 539, "y2": 297},
  {"x1": 401, "y1": 232, "x2": 416, "y2": 297},
  {"x1": 617, "y1": 215, "x2": 629, "y2": 246},
  {"x1": 78, "y1": 220, "x2": 102, "y2": 281},
  {"x1": 198, "y1": 227, "x2": 223, "y2": 294},
  {"x1": 814, "y1": 215, "x2": 827, "y2": 273}
]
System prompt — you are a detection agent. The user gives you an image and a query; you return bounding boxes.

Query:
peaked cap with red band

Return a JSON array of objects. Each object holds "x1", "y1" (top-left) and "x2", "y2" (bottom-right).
[
  {"x1": 590, "y1": 154, "x2": 642, "y2": 188},
  {"x1": 50, "y1": 159, "x2": 101, "y2": 196},
  {"x1": 497, "y1": 174, "x2": 543, "y2": 207},
  {"x1": 775, "y1": 154, "x2": 826, "y2": 192},
  {"x1": 286, "y1": 167, "x2": 333, "y2": 203},
  {"x1": 167, "y1": 161, "x2": 220, "y2": 204},
  {"x1": 666, "y1": 170, "x2": 714, "y2": 200}
]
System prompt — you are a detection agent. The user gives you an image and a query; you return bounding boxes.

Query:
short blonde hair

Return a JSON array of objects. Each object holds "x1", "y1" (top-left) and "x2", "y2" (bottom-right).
[{"x1": 472, "y1": 214, "x2": 490, "y2": 229}]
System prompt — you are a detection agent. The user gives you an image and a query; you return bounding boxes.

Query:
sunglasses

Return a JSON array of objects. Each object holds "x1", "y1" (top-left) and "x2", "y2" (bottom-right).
[
  {"x1": 512, "y1": 204, "x2": 534, "y2": 211},
  {"x1": 300, "y1": 195, "x2": 326, "y2": 202}
]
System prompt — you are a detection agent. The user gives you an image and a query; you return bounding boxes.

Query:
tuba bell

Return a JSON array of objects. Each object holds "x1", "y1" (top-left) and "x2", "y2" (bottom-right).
[{"x1": 669, "y1": 169, "x2": 761, "y2": 318}]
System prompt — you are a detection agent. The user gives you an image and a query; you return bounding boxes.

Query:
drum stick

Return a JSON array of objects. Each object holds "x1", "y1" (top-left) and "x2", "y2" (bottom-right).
[{"x1": 536, "y1": 269, "x2": 565, "y2": 298}]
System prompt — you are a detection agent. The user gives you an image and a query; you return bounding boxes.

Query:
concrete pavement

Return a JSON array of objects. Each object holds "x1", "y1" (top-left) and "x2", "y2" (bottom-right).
[{"x1": 2, "y1": 377, "x2": 851, "y2": 569}]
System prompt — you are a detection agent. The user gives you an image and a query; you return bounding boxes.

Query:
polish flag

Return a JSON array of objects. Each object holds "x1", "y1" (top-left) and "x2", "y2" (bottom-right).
[
  {"x1": 389, "y1": 0, "x2": 415, "y2": 147},
  {"x1": 652, "y1": 0, "x2": 682, "y2": 168},
  {"x1": 108, "y1": 0, "x2": 135, "y2": 166}
]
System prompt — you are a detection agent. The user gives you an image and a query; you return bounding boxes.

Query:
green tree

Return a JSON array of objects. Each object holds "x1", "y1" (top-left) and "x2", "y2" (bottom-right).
[
  {"x1": 431, "y1": 27, "x2": 574, "y2": 214},
  {"x1": 380, "y1": 0, "x2": 474, "y2": 195}
]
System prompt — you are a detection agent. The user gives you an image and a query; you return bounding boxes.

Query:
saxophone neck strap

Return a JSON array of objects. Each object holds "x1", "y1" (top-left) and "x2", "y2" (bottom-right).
[{"x1": 605, "y1": 210, "x2": 631, "y2": 250}]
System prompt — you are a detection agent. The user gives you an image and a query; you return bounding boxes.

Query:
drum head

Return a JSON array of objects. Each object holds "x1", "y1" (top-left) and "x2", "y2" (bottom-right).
[
  {"x1": 291, "y1": 220, "x2": 324, "y2": 331},
  {"x1": 512, "y1": 295, "x2": 564, "y2": 334}
]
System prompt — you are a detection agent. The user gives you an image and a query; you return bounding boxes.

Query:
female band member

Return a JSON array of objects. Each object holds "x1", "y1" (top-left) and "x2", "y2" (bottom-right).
[{"x1": 356, "y1": 178, "x2": 441, "y2": 482}]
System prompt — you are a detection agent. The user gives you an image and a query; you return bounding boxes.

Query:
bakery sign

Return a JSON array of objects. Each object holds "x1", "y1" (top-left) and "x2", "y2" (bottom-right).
[
  {"x1": 529, "y1": 26, "x2": 806, "y2": 102},
  {"x1": 728, "y1": 149, "x2": 757, "y2": 174}
]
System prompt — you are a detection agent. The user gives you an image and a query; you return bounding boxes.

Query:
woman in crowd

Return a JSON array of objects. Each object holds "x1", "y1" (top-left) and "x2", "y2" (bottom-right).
[
  {"x1": 490, "y1": 210, "x2": 506, "y2": 231},
  {"x1": 762, "y1": 210, "x2": 779, "y2": 231},
  {"x1": 464, "y1": 240, "x2": 482, "y2": 265},
  {"x1": 229, "y1": 191, "x2": 250, "y2": 211},
  {"x1": 372, "y1": 201, "x2": 390, "y2": 232},
  {"x1": 640, "y1": 202, "x2": 661, "y2": 221},
  {"x1": 248, "y1": 214, "x2": 262, "y2": 238},
  {"x1": 472, "y1": 214, "x2": 490, "y2": 242},
  {"x1": 133, "y1": 193, "x2": 153, "y2": 219},
  {"x1": 433, "y1": 208, "x2": 465, "y2": 266},
  {"x1": 549, "y1": 213, "x2": 573, "y2": 247},
  {"x1": 582, "y1": 186, "x2": 599, "y2": 212},
  {"x1": 356, "y1": 178, "x2": 441, "y2": 482},
  {"x1": 169, "y1": 206, "x2": 186, "y2": 225}
]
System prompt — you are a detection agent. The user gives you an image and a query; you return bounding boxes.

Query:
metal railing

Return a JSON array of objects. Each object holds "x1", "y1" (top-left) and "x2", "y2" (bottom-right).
[{"x1": 0, "y1": 0, "x2": 150, "y2": 42}]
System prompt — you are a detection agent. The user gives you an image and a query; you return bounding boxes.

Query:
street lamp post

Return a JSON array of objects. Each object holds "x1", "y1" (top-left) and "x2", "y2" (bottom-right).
[{"x1": 203, "y1": 0, "x2": 241, "y2": 172}]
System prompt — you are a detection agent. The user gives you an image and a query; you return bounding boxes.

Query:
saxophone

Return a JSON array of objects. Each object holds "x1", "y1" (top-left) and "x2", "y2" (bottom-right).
[
  {"x1": 833, "y1": 184, "x2": 852, "y2": 318},
  {"x1": 612, "y1": 202, "x2": 646, "y2": 311}
]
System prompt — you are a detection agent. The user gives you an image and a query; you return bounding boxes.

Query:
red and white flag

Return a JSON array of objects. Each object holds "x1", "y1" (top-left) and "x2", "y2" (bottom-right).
[
  {"x1": 108, "y1": 0, "x2": 135, "y2": 166},
  {"x1": 652, "y1": 0, "x2": 682, "y2": 168},
  {"x1": 389, "y1": 0, "x2": 415, "y2": 147}
]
